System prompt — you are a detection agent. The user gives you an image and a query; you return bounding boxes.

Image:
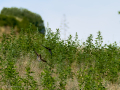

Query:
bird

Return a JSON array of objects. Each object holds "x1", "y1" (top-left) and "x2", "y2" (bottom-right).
[
  {"x1": 33, "y1": 49, "x2": 53, "y2": 67},
  {"x1": 41, "y1": 45, "x2": 52, "y2": 56},
  {"x1": 34, "y1": 50, "x2": 47, "y2": 62}
]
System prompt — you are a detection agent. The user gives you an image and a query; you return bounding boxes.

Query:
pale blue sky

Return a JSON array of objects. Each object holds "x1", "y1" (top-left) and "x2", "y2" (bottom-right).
[{"x1": 0, "y1": 0, "x2": 120, "y2": 46}]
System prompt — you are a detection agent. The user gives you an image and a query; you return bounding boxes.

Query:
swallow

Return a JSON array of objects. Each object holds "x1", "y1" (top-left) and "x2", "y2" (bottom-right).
[
  {"x1": 34, "y1": 50, "x2": 47, "y2": 62},
  {"x1": 41, "y1": 45, "x2": 52, "y2": 56}
]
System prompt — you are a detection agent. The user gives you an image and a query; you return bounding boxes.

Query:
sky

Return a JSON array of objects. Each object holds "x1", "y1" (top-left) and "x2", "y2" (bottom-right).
[{"x1": 0, "y1": 0, "x2": 120, "y2": 46}]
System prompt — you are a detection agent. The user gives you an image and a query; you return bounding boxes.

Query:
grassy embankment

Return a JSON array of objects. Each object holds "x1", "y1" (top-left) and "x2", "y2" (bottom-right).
[{"x1": 0, "y1": 24, "x2": 120, "y2": 90}]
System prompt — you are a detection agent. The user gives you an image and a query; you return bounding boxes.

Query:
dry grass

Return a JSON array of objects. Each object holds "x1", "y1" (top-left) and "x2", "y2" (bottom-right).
[{"x1": 1, "y1": 53, "x2": 120, "y2": 90}]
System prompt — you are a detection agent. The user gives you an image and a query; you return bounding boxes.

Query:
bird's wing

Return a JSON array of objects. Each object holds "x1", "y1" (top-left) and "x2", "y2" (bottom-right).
[
  {"x1": 39, "y1": 54, "x2": 42, "y2": 59},
  {"x1": 41, "y1": 59, "x2": 47, "y2": 62},
  {"x1": 41, "y1": 45, "x2": 52, "y2": 57},
  {"x1": 49, "y1": 51, "x2": 52, "y2": 56},
  {"x1": 41, "y1": 45, "x2": 50, "y2": 50},
  {"x1": 34, "y1": 50, "x2": 39, "y2": 56}
]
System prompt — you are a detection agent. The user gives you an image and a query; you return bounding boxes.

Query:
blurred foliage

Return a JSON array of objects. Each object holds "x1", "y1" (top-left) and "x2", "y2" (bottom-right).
[
  {"x1": 0, "y1": 14, "x2": 19, "y2": 28},
  {"x1": 0, "y1": 20, "x2": 120, "y2": 89},
  {"x1": 0, "y1": 7, "x2": 45, "y2": 34}
]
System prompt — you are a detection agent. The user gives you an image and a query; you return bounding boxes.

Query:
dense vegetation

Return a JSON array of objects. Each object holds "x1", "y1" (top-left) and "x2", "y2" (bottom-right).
[
  {"x1": 0, "y1": 14, "x2": 37, "y2": 33},
  {"x1": 0, "y1": 7, "x2": 45, "y2": 34},
  {"x1": 0, "y1": 14, "x2": 19, "y2": 28},
  {"x1": 0, "y1": 24, "x2": 120, "y2": 89}
]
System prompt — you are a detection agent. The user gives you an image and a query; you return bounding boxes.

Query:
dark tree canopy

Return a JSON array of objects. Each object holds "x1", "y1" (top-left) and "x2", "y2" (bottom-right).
[
  {"x1": 1, "y1": 7, "x2": 45, "y2": 34},
  {"x1": 0, "y1": 14, "x2": 19, "y2": 28}
]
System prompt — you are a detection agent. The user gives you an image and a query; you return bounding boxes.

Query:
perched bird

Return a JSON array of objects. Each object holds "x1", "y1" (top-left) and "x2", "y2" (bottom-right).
[
  {"x1": 34, "y1": 50, "x2": 47, "y2": 62},
  {"x1": 41, "y1": 45, "x2": 52, "y2": 56}
]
